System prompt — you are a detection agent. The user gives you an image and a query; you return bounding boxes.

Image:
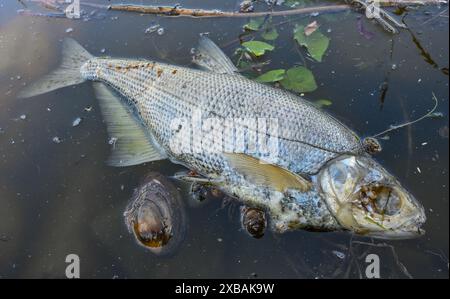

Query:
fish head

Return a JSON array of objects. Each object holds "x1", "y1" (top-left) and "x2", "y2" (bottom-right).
[{"x1": 318, "y1": 155, "x2": 426, "y2": 239}]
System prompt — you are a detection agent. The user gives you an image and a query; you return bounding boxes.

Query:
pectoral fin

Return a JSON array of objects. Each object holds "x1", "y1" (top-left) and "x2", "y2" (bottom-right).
[
  {"x1": 94, "y1": 82, "x2": 167, "y2": 167},
  {"x1": 224, "y1": 153, "x2": 311, "y2": 192}
]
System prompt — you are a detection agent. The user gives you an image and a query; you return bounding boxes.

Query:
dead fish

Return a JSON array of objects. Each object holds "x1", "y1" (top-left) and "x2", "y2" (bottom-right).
[
  {"x1": 124, "y1": 172, "x2": 187, "y2": 256},
  {"x1": 19, "y1": 37, "x2": 426, "y2": 239}
]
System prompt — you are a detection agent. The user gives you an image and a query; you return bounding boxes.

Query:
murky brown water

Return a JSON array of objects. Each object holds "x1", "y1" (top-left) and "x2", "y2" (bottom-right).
[{"x1": 0, "y1": 0, "x2": 448, "y2": 278}]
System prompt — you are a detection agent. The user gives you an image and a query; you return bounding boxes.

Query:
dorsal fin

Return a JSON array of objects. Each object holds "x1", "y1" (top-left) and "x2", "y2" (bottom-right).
[
  {"x1": 192, "y1": 36, "x2": 238, "y2": 74},
  {"x1": 93, "y1": 83, "x2": 168, "y2": 167}
]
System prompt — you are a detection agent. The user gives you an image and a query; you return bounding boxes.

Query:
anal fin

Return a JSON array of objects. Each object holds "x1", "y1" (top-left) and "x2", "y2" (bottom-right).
[{"x1": 93, "y1": 82, "x2": 168, "y2": 167}]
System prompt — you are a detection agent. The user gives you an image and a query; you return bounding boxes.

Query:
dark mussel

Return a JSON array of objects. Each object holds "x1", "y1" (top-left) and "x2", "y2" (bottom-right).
[
  {"x1": 124, "y1": 172, "x2": 187, "y2": 256},
  {"x1": 241, "y1": 206, "x2": 267, "y2": 239}
]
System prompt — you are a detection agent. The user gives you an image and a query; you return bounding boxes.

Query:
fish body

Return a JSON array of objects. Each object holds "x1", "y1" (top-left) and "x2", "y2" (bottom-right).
[
  {"x1": 81, "y1": 56, "x2": 363, "y2": 231},
  {"x1": 19, "y1": 38, "x2": 426, "y2": 238}
]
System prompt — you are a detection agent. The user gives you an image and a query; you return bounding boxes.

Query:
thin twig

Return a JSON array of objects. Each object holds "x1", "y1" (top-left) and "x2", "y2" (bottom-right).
[
  {"x1": 371, "y1": 92, "x2": 439, "y2": 138},
  {"x1": 421, "y1": 7, "x2": 449, "y2": 25}
]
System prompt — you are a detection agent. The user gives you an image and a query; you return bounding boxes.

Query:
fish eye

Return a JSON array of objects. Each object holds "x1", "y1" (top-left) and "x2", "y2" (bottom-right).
[{"x1": 358, "y1": 185, "x2": 402, "y2": 216}]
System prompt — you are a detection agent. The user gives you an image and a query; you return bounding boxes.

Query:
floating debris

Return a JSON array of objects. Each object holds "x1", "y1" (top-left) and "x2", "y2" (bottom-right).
[
  {"x1": 52, "y1": 136, "x2": 62, "y2": 144},
  {"x1": 428, "y1": 112, "x2": 444, "y2": 119},
  {"x1": 304, "y1": 21, "x2": 319, "y2": 36},
  {"x1": 357, "y1": 17, "x2": 375, "y2": 40},
  {"x1": 239, "y1": 0, "x2": 254, "y2": 13},
  {"x1": 19, "y1": 114, "x2": 27, "y2": 120},
  {"x1": 108, "y1": 137, "x2": 118, "y2": 147},
  {"x1": 144, "y1": 24, "x2": 160, "y2": 34},
  {"x1": 438, "y1": 126, "x2": 449, "y2": 139},
  {"x1": 65, "y1": 27, "x2": 73, "y2": 33},
  {"x1": 157, "y1": 27, "x2": 165, "y2": 36},
  {"x1": 84, "y1": 106, "x2": 93, "y2": 112},
  {"x1": 265, "y1": 0, "x2": 285, "y2": 6},
  {"x1": 100, "y1": 48, "x2": 106, "y2": 54},
  {"x1": 416, "y1": 167, "x2": 422, "y2": 174},
  {"x1": 17, "y1": 9, "x2": 66, "y2": 18},
  {"x1": 332, "y1": 250, "x2": 346, "y2": 260},
  {"x1": 72, "y1": 117, "x2": 82, "y2": 127}
]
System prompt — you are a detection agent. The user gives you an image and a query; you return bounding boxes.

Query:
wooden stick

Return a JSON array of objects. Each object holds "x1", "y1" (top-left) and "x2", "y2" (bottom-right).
[{"x1": 106, "y1": 4, "x2": 352, "y2": 17}]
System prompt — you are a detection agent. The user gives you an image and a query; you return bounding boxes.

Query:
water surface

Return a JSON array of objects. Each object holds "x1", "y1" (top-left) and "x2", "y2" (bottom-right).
[{"x1": 0, "y1": 0, "x2": 448, "y2": 278}]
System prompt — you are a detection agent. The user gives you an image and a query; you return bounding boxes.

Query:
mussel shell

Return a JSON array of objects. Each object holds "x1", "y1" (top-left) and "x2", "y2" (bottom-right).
[
  {"x1": 241, "y1": 207, "x2": 266, "y2": 239},
  {"x1": 124, "y1": 172, "x2": 187, "y2": 256},
  {"x1": 363, "y1": 137, "x2": 382, "y2": 155}
]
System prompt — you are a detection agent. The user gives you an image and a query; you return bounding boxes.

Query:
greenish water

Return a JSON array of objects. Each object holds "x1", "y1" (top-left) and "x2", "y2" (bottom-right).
[{"x1": 0, "y1": 0, "x2": 448, "y2": 278}]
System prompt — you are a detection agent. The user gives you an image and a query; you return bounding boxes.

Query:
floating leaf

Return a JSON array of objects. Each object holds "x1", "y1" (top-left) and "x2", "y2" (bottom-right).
[
  {"x1": 261, "y1": 28, "x2": 279, "y2": 41},
  {"x1": 313, "y1": 99, "x2": 333, "y2": 108},
  {"x1": 244, "y1": 18, "x2": 265, "y2": 31},
  {"x1": 294, "y1": 25, "x2": 330, "y2": 62},
  {"x1": 280, "y1": 66, "x2": 317, "y2": 93},
  {"x1": 242, "y1": 41, "x2": 274, "y2": 57},
  {"x1": 255, "y1": 69, "x2": 286, "y2": 83}
]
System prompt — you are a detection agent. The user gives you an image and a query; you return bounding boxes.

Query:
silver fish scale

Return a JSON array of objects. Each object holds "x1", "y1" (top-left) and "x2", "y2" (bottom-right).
[{"x1": 82, "y1": 58, "x2": 363, "y2": 177}]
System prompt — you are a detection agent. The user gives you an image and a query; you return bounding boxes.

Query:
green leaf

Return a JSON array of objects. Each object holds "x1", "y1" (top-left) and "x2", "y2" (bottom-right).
[
  {"x1": 261, "y1": 28, "x2": 279, "y2": 41},
  {"x1": 294, "y1": 25, "x2": 330, "y2": 62},
  {"x1": 242, "y1": 41, "x2": 274, "y2": 57},
  {"x1": 313, "y1": 99, "x2": 333, "y2": 108},
  {"x1": 244, "y1": 18, "x2": 265, "y2": 31},
  {"x1": 280, "y1": 66, "x2": 317, "y2": 93},
  {"x1": 255, "y1": 69, "x2": 286, "y2": 83}
]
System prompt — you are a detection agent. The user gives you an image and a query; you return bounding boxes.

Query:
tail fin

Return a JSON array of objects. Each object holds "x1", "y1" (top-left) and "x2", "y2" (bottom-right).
[{"x1": 18, "y1": 38, "x2": 93, "y2": 98}]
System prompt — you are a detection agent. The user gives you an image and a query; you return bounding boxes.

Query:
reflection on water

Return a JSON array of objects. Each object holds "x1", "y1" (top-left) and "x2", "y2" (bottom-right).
[{"x1": 0, "y1": 0, "x2": 448, "y2": 278}]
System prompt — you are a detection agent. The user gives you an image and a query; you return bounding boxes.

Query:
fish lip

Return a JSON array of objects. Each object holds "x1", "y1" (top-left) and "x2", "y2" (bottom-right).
[{"x1": 363, "y1": 227, "x2": 426, "y2": 240}]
